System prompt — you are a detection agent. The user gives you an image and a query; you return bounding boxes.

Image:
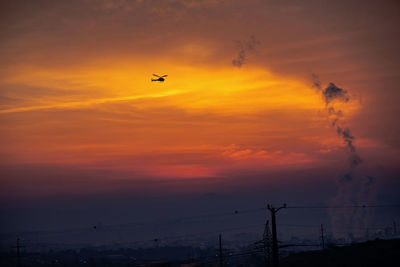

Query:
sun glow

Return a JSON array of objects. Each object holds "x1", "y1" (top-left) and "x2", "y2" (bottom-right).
[
  {"x1": 1, "y1": 62, "x2": 332, "y2": 114},
  {"x1": 0, "y1": 60, "x2": 360, "y2": 178}
]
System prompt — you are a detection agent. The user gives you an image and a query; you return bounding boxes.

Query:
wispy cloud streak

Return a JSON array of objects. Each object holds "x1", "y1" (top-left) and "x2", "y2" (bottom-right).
[{"x1": 0, "y1": 90, "x2": 181, "y2": 114}]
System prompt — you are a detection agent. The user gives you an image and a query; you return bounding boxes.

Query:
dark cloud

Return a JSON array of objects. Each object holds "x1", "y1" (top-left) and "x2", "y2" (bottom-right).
[
  {"x1": 312, "y1": 75, "x2": 350, "y2": 106},
  {"x1": 336, "y1": 127, "x2": 355, "y2": 150},
  {"x1": 313, "y1": 74, "x2": 360, "y2": 169},
  {"x1": 311, "y1": 72, "x2": 321, "y2": 90},
  {"x1": 323, "y1": 82, "x2": 350, "y2": 104},
  {"x1": 232, "y1": 35, "x2": 260, "y2": 68}
]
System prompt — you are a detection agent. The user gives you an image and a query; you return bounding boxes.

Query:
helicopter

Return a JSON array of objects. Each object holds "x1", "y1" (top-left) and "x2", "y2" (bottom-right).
[{"x1": 151, "y1": 74, "x2": 168, "y2": 82}]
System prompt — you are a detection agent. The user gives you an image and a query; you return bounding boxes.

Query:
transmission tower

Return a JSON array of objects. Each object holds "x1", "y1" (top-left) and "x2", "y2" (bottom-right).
[{"x1": 263, "y1": 220, "x2": 272, "y2": 266}]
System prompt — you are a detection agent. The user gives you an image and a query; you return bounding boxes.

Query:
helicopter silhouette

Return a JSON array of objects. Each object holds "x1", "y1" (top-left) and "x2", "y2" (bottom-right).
[{"x1": 151, "y1": 74, "x2": 168, "y2": 82}]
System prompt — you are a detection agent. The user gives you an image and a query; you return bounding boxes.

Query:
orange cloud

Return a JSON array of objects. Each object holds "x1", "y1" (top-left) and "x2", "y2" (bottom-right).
[
  {"x1": 0, "y1": 59, "x2": 362, "y2": 180},
  {"x1": 221, "y1": 144, "x2": 315, "y2": 167}
]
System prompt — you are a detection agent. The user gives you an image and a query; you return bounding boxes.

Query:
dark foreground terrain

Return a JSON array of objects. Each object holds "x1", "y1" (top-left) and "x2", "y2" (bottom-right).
[
  {"x1": 281, "y1": 238, "x2": 400, "y2": 267},
  {"x1": 1, "y1": 238, "x2": 399, "y2": 266}
]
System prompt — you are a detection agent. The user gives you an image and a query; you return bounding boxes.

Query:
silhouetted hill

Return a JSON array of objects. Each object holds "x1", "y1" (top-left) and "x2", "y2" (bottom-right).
[{"x1": 281, "y1": 238, "x2": 400, "y2": 267}]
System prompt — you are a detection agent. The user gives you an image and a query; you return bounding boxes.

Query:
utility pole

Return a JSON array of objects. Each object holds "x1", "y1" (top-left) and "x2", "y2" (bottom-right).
[
  {"x1": 218, "y1": 234, "x2": 223, "y2": 267},
  {"x1": 12, "y1": 238, "x2": 24, "y2": 267},
  {"x1": 267, "y1": 204, "x2": 286, "y2": 267},
  {"x1": 320, "y1": 224, "x2": 325, "y2": 249}
]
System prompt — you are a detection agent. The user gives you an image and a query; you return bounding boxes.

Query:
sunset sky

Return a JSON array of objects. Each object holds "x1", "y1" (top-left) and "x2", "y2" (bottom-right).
[{"x1": 1, "y1": 0, "x2": 399, "y2": 242}]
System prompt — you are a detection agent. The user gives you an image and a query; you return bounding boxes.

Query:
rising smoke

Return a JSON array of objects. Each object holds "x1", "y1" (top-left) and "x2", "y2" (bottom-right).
[
  {"x1": 232, "y1": 35, "x2": 260, "y2": 68},
  {"x1": 312, "y1": 74, "x2": 375, "y2": 239},
  {"x1": 312, "y1": 74, "x2": 361, "y2": 169}
]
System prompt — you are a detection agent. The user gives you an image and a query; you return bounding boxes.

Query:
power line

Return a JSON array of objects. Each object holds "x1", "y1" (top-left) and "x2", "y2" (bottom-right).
[
  {"x1": 113, "y1": 207, "x2": 266, "y2": 228},
  {"x1": 2, "y1": 207, "x2": 267, "y2": 238},
  {"x1": 3, "y1": 203, "x2": 399, "y2": 250},
  {"x1": 262, "y1": 204, "x2": 400, "y2": 210},
  {"x1": 120, "y1": 223, "x2": 265, "y2": 246},
  {"x1": 4, "y1": 204, "x2": 399, "y2": 238}
]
